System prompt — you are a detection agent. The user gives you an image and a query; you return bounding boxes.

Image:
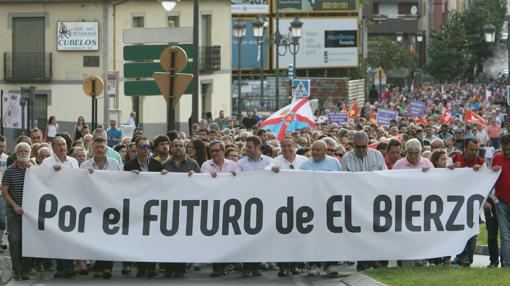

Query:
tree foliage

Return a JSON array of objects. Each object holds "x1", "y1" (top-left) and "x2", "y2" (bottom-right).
[
  {"x1": 368, "y1": 36, "x2": 416, "y2": 71},
  {"x1": 426, "y1": 0, "x2": 506, "y2": 82}
]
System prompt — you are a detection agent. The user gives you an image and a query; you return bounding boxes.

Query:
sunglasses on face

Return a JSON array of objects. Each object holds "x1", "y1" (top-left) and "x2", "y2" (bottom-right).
[{"x1": 137, "y1": 144, "x2": 150, "y2": 150}]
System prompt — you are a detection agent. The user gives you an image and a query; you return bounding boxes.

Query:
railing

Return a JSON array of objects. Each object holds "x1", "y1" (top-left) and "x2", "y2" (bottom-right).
[
  {"x1": 4, "y1": 52, "x2": 52, "y2": 83},
  {"x1": 199, "y1": 46, "x2": 221, "y2": 73}
]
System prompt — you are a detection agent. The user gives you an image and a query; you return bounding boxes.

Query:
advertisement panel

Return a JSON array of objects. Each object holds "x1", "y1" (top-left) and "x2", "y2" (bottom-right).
[
  {"x1": 275, "y1": 18, "x2": 358, "y2": 69},
  {"x1": 232, "y1": 0, "x2": 269, "y2": 14},
  {"x1": 276, "y1": 0, "x2": 358, "y2": 13},
  {"x1": 232, "y1": 19, "x2": 269, "y2": 69},
  {"x1": 57, "y1": 21, "x2": 99, "y2": 51}
]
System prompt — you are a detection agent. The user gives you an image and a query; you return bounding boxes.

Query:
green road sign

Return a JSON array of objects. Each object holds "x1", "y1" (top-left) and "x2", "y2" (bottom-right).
[{"x1": 123, "y1": 44, "x2": 193, "y2": 96}]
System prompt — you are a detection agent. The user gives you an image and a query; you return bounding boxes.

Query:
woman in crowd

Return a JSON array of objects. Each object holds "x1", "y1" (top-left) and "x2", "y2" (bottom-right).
[
  {"x1": 44, "y1": 116, "x2": 59, "y2": 143},
  {"x1": 71, "y1": 116, "x2": 86, "y2": 142},
  {"x1": 187, "y1": 139, "x2": 208, "y2": 167}
]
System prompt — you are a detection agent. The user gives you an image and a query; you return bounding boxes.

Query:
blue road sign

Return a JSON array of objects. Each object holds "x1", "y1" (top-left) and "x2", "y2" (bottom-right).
[{"x1": 293, "y1": 79, "x2": 310, "y2": 97}]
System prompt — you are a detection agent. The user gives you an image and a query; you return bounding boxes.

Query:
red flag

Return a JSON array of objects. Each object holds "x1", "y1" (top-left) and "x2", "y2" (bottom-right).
[
  {"x1": 349, "y1": 100, "x2": 359, "y2": 118},
  {"x1": 465, "y1": 109, "x2": 486, "y2": 125},
  {"x1": 369, "y1": 110, "x2": 377, "y2": 124},
  {"x1": 439, "y1": 107, "x2": 452, "y2": 125},
  {"x1": 341, "y1": 103, "x2": 347, "y2": 112},
  {"x1": 418, "y1": 116, "x2": 428, "y2": 126}
]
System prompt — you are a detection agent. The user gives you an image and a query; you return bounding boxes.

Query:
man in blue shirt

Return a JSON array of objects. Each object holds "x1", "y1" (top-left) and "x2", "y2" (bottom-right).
[
  {"x1": 300, "y1": 140, "x2": 342, "y2": 171},
  {"x1": 106, "y1": 119, "x2": 122, "y2": 147}
]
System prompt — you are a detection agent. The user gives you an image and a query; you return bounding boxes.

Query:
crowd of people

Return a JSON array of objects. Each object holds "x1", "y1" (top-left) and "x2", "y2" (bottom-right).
[{"x1": 0, "y1": 82, "x2": 509, "y2": 281}]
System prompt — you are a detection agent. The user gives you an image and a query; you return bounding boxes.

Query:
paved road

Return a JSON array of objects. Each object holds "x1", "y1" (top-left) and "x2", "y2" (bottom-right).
[{"x1": 5, "y1": 263, "x2": 358, "y2": 286}]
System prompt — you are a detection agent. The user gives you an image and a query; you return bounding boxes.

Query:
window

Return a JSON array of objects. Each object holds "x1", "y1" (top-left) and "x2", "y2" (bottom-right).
[
  {"x1": 201, "y1": 83, "x2": 213, "y2": 120},
  {"x1": 168, "y1": 16, "x2": 179, "y2": 27},
  {"x1": 373, "y1": 3, "x2": 379, "y2": 14},
  {"x1": 132, "y1": 16, "x2": 144, "y2": 28},
  {"x1": 201, "y1": 14, "x2": 212, "y2": 47}
]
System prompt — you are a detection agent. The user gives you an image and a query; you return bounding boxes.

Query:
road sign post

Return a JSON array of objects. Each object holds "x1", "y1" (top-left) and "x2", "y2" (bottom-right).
[
  {"x1": 154, "y1": 46, "x2": 193, "y2": 131},
  {"x1": 83, "y1": 75, "x2": 104, "y2": 130}
]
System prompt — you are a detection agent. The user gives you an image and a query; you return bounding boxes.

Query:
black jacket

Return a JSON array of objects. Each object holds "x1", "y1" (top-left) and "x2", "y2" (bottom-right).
[{"x1": 123, "y1": 157, "x2": 162, "y2": 172}]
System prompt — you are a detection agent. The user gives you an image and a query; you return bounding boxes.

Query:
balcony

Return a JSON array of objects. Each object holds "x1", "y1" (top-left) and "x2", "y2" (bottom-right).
[
  {"x1": 4, "y1": 52, "x2": 52, "y2": 83},
  {"x1": 199, "y1": 46, "x2": 221, "y2": 73}
]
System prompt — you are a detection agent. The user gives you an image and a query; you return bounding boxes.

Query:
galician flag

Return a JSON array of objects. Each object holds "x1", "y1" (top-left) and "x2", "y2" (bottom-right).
[{"x1": 260, "y1": 98, "x2": 316, "y2": 140}]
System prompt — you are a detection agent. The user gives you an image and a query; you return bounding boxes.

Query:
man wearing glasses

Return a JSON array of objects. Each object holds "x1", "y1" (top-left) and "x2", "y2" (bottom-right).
[
  {"x1": 200, "y1": 140, "x2": 236, "y2": 278},
  {"x1": 343, "y1": 131, "x2": 387, "y2": 173},
  {"x1": 123, "y1": 136, "x2": 162, "y2": 278}
]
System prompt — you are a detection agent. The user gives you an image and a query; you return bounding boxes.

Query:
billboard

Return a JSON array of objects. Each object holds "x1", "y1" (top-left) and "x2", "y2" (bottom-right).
[
  {"x1": 232, "y1": 19, "x2": 269, "y2": 69},
  {"x1": 57, "y1": 22, "x2": 99, "y2": 51},
  {"x1": 275, "y1": 18, "x2": 358, "y2": 69},
  {"x1": 232, "y1": 0, "x2": 269, "y2": 14},
  {"x1": 276, "y1": 0, "x2": 358, "y2": 12}
]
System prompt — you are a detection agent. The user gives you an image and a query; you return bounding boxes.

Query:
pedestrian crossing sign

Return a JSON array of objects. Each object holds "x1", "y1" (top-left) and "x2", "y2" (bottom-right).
[{"x1": 293, "y1": 79, "x2": 310, "y2": 97}]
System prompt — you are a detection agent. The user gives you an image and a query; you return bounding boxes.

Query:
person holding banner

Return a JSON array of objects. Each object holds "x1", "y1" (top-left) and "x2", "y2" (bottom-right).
[
  {"x1": 41, "y1": 136, "x2": 79, "y2": 278},
  {"x1": 1, "y1": 142, "x2": 32, "y2": 281},
  {"x1": 200, "y1": 140, "x2": 236, "y2": 278},
  {"x1": 80, "y1": 137, "x2": 121, "y2": 279},
  {"x1": 268, "y1": 136, "x2": 307, "y2": 173},
  {"x1": 161, "y1": 138, "x2": 200, "y2": 278},
  {"x1": 235, "y1": 136, "x2": 269, "y2": 277},
  {"x1": 123, "y1": 136, "x2": 162, "y2": 278},
  {"x1": 493, "y1": 134, "x2": 510, "y2": 268},
  {"x1": 342, "y1": 131, "x2": 386, "y2": 172}
]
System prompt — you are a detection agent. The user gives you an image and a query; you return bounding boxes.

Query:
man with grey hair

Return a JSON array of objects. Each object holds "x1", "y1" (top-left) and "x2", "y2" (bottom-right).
[
  {"x1": 341, "y1": 131, "x2": 386, "y2": 272},
  {"x1": 322, "y1": 137, "x2": 340, "y2": 158},
  {"x1": 343, "y1": 131, "x2": 387, "y2": 172},
  {"x1": 393, "y1": 138, "x2": 434, "y2": 170},
  {"x1": 2, "y1": 142, "x2": 32, "y2": 280}
]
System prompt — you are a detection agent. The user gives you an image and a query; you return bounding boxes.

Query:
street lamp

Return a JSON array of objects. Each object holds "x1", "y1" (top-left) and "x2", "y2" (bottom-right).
[
  {"x1": 483, "y1": 24, "x2": 496, "y2": 43},
  {"x1": 252, "y1": 16, "x2": 265, "y2": 105},
  {"x1": 289, "y1": 16, "x2": 303, "y2": 80},
  {"x1": 396, "y1": 32, "x2": 403, "y2": 42},
  {"x1": 416, "y1": 31, "x2": 423, "y2": 43},
  {"x1": 233, "y1": 20, "x2": 246, "y2": 120}
]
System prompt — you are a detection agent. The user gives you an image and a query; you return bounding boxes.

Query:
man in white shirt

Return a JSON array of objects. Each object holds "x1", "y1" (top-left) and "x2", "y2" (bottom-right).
[
  {"x1": 41, "y1": 136, "x2": 78, "y2": 278},
  {"x1": 0, "y1": 136, "x2": 9, "y2": 251},
  {"x1": 268, "y1": 135, "x2": 307, "y2": 172},
  {"x1": 42, "y1": 136, "x2": 79, "y2": 170}
]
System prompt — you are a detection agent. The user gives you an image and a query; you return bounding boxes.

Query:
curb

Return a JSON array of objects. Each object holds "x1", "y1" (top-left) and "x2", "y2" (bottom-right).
[{"x1": 339, "y1": 273, "x2": 388, "y2": 286}]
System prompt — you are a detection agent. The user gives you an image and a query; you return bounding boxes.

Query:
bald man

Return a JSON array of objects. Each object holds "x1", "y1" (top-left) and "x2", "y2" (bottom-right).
[{"x1": 299, "y1": 141, "x2": 341, "y2": 171}]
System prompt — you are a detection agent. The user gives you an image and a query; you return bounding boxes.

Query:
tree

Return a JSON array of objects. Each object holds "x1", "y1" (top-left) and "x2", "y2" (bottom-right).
[
  {"x1": 368, "y1": 36, "x2": 416, "y2": 71},
  {"x1": 426, "y1": 13, "x2": 469, "y2": 82},
  {"x1": 426, "y1": 0, "x2": 505, "y2": 81}
]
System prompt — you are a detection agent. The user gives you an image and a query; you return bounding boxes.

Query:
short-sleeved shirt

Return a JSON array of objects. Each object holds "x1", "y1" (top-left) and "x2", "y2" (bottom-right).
[
  {"x1": 299, "y1": 155, "x2": 342, "y2": 171},
  {"x1": 342, "y1": 149, "x2": 387, "y2": 172},
  {"x1": 493, "y1": 153, "x2": 510, "y2": 204},
  {"x1": 42, "y1": 154, "x2": 79, "y2": 169},
  {"x1": 81, "y1": 157, "x2": 121, "y2": 171},
  {"x1": 201, "y1": 159, "x2": 237, "y2": 173},
  {"x1": 107, "y1": 128, "x2": 122, "y2": 147},
  {"x1": 163, "y1": 156, "x2": 201, "y2": 173},
  {"x1": 0, "y1": 153, "x2": 9, "y2": 183},
  {"x1": 451, "y1": 154, "x2": 485, "y2": 168},
  {"x1": 1, "y1": 163, "x2": 26, "y2": 219},
  {"x1": 236, "y1": 155, "x2": 272, "y2": 172},
  {"x1": 266, "y1": 154, "x2": 308, "y2": 170},
  {"x1": 393, "y1": 157, "x2": 434, "y2": 170}
]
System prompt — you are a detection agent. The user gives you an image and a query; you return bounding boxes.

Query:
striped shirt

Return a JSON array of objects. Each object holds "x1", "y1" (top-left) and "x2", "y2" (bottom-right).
[
  {"x1": 342, "y1": 149, "x2": 387, "y2": 172},
  {"x1": 1, "y1": 163, "x2": 26, "y2": 219}
]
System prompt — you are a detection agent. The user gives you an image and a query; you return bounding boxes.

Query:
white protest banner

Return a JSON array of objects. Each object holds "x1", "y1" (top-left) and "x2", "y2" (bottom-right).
[{"x1": 22, "y1": 167, "x2": 499, "y2": 262}]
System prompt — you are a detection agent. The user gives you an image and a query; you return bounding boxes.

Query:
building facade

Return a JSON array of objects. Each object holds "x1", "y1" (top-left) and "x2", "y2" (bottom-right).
[{"x1": 0, "y1": 0, "x2": 232, "y2": 145}]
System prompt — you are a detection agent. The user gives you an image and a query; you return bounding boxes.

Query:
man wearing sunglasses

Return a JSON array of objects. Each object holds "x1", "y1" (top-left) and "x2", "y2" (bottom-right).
[
  {"x1": 341, "y1": 131, "x2": 387, "y2": 272},
  {"x1": 123, "y1": 136, "x2": 162, "y2": 279},
  {"x1": 342, "y1": 131, "x2": 387, "y2": 173}
]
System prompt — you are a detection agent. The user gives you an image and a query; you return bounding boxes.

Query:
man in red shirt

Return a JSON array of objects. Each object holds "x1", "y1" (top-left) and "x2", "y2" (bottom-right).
[
  {"x1": 451, "y1": 138, "x2": 484, "y2": 267},
  {"x1": 384, "y1": 139, "x2": 402, "y2": 170},
  {"x1": 493, "y1": 134, "x2": 510, "y2": 267}
]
